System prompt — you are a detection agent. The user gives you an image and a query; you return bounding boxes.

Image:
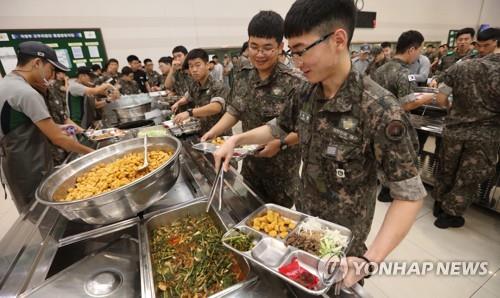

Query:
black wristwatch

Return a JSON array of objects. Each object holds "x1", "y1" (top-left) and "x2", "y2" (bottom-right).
[
  {"x1": 280, "y1": 137, "x2": 288, "y2": 151},
  {"x1": 187, "y1": 108, "x2": 193, "y2": 117},
  {"x1": 358, "y1": 255, "x2": 375, "y2": 279}
]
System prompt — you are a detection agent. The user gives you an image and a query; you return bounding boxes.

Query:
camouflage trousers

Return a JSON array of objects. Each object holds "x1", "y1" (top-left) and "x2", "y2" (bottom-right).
[
  {"x1": 434, "y1": 134, "x2": 499, "y2": 216},
  {"x1": 241, "y1": 156, "x2": 298, "y2": 208}
]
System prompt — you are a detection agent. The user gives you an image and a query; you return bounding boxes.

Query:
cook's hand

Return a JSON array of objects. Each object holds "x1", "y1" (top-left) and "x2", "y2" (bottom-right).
[
  {"x1": 174, "y1": 111, "x2": 189, "y2": 125},
  {"x1": 97, "y1": 83, "x2": 113, "y2": 94},
  {"x1": 171, "y1": 102, "x2": 180, "y2": 114},
  {"x1": 214, "y1": 137, "x2": 237, "y2": 171},
  {"x1": 342, "y1": 256, "x2": 370, "y2": 288},
  {"x1": 255, "y1": 139, "x2": 280, "y2": 158},
  {"x1": 201, "y1": 131, "x2": 216, "y2": 142},
  {"x1": 428, "y1": 79, "x2": 438, "y2": 88}
]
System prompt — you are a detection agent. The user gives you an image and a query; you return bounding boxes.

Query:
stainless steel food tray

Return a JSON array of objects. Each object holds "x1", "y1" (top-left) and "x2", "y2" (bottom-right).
[
  {"x1": 163, "y1": 118, "x2": 201, "y2": 136},
  {"x1": 192, "y1": 137, "x2": 261, "y2": 160},
  {"x1": 141, "y1": 200, "x2": 257, "y2": 298},
  {"x1": 222, "y1": 203, "x2": 353, "y2": 295}
]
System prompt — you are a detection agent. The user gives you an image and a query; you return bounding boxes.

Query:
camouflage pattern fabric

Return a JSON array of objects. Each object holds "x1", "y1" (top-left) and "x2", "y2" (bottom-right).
[
  {"x1": 269, "y1": 70, "x2": 427, "y2": 256},
  {"x1": 434, "y1": 53, "x2": 500, "y2": 216},
  {"x1": 227, "y1": 62, "x2": 304, "y2": 208},
  {"x1": 173, "y1": 69, "x2": 194, "y2": 96},
  {"x1": 118, "y1": 79, "x2": 141, "y2": 95},
  {"x1": 147, "y1": 70, "x2": 162, "y2": 88},
  {"x1": 46, "y1": 79, "x2": 69, "y2": 165}
]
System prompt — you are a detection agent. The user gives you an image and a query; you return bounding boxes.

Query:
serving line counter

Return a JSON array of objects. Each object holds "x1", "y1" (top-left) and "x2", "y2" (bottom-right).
[{"x1": 0, "y1": 129, "x2": 366, "y2": 297}]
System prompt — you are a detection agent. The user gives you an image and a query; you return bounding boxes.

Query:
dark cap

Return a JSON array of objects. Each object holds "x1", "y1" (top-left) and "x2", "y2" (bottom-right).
[
  {"x1": 18, "y1": 41, "x2": 69, "y2": 72},
  {"x1": 77, "y1": 66, "x2": 94, "y2": 77},
  {"x1": 360, "y1": 44, "x2": 371, "y2": 53}
]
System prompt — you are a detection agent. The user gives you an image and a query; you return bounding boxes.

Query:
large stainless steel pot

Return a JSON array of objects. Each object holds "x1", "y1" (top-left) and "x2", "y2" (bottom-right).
[
  {"x1": 113, "y1": 102, "x2": 152, "y2": 123},
  {"x1": 36, "y1": 136, "x2": 182, "y2": 225}
]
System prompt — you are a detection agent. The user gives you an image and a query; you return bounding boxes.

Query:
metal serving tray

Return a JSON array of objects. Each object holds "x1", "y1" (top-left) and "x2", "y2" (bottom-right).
[
  {"x1": 84, "y1": 128, "x2": 126, "y2": 142},
  {"x1": 222, "y1": 203, "x2": 353, "y2": 295},
  {"x1": 192, "y1": 137, "x2": 262, "y2": 159},
  {"x1": 162, "y1": 118, "x2": 201, "y2": 136},
  {"x1": 21, "y1": 236, "x2": 140, "y2": 298},
  {"x1": 141, "y1": 200, "x2": 256, "y2": 298}
]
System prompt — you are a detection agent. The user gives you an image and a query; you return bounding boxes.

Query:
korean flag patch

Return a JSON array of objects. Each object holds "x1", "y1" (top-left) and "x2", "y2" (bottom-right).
[{"x1": 408, "y1": 74, "x2": 416, "y2": 82}]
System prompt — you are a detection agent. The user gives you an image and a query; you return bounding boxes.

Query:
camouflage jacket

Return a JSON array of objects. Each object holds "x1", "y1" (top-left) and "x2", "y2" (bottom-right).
[
  {"x1": 147, "y1": 70, "x2": 162, "y2": 88},
  {"x1": 173, "y1": 69, "x2": 194, "y2": 96},
  {"x1": 269, "y1": 70, "x2": 427, "y2": 255},
  {"x1": 46, "y1": 79, "x2": 68, "y2": 124},
  {"x1": 227, "y1": 62, "x2": 304, "y2": 175},
  {"x1": 187, "y1": 75, "x2": 229, "y2": 135},
  {"x1": 95, "y1": 72, "x2": 120, "y2": 85},
  {"x1": 119, "y1": 79, "x2": 141, "y2": 95},
  {"x1": 439, "y1": 53, "x2": 500, "y2": 140},
  {"x1": 437, "y1": 49, "x2": 479, "y2": 73},
  {"x1": 371, "y1": 58, "x2": 417, "y2": 105}
]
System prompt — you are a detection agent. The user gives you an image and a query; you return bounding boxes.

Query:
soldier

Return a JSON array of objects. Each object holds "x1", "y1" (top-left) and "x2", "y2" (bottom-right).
[
  {"x1": 433, "y1": 27, "x2": 478, "y2": 77},
  {"x1": 352, "y1": 44, "x2": 370, "y2": 74},
  {"x1": 100, "y1": 58, "x2": 121, "y2": 83},
  {"x1": 144, "y1": 58, "x2": 162, "y2": 91},
  {"x1": 202, "y1": 10, "x2": 304, "y2": 209},
  {"x1": 164, "y1": 45, "x2": 194, "y2": 97},
  {"x1": 365, "y1": 46, "x2": 387, "y2": 76},
  {"x1": 477, "y1": 27, "x2": 500, "y2": 57},
  {"x1": 46, "y1": 70, "x2": 70, "y2": 164},
  {"x1": 381, "y1": 41, "x2": 393, "y2": 59},
  {"x1": 214, "y1": 0, "x2": 426, "y2": 289},
  {"x1": 433, "y1": 44, "x2": 500, "y2": 229},
  {"x1": 118, "y1": 66, "x2": 141, "y2": 95},
  {"x1": 158, "y1": 56, "x2": 173, "y2": 90},
  {"x1": 127, "y1": 55, "x2": 150, "y2": 93},
  {"x1": 171, "y1": 49, "x2": 230, "y2": 135}
]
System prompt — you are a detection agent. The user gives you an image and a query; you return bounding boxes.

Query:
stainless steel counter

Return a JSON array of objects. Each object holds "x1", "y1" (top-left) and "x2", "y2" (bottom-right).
[{"x1": 1, "y1": 134, "x2": 358, "y2": 297}]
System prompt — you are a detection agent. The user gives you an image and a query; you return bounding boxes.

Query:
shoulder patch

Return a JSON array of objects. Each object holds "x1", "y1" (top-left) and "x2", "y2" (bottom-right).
[
  {"x1": 385, "y1": 120, "x2": 407, "y2": 141},
  {"x1": 408, "y1": 74, "x2": 416, "y2": 81}
]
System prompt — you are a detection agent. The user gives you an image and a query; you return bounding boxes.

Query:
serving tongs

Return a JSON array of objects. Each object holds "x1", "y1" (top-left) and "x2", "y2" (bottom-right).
[{"x1": 206, "y1": 162, "x2": 225, "y2": 212}]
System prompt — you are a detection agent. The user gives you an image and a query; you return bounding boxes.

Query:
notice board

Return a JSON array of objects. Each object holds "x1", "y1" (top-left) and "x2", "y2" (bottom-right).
[{"x1": 0, "y1": 28, "x2": 108, "y2": 77}]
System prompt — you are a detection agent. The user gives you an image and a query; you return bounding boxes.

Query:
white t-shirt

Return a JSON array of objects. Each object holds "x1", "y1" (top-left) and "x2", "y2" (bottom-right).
[{"x1": 0, "y1": 72, "x2": 51, "y2": 140}]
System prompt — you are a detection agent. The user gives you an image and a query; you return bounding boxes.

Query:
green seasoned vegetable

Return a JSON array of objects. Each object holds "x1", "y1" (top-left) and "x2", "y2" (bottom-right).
[
  {"x1": 150, "y1": 214, "x2": 244, "y2": 297},
  {"x1": 223, "y1": 229, "x2": 255, "y2": 251}
]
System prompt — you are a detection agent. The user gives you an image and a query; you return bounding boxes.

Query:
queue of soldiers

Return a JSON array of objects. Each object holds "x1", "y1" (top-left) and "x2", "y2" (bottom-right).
[{"x1": 0, "y1": 0, "x2": 498, "y2": 291}]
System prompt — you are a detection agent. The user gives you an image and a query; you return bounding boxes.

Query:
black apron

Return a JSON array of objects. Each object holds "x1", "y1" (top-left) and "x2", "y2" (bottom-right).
[{"x1": 0, "y1": 87, "x2": 54, "y2": 213}]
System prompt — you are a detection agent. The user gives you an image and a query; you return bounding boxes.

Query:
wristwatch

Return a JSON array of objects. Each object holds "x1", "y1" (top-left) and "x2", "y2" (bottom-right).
[
  {"x1": 280, "y1": 136, "x2": 288, "y2": 151},
  {"x1": 358, "y1": 255, "x2": 375, "y2": 279},
  {"x1": 187, "y1": 108, "x2": 194, "y2": 117}
]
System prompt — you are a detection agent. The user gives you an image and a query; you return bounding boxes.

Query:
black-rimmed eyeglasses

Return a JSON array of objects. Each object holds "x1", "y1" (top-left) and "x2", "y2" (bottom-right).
[{"x1": 286, "y1": 32, "x2": 334, "y2": 60}]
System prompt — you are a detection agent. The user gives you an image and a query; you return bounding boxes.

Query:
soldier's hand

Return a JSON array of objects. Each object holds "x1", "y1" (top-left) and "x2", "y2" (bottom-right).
[
  {"x1": 428, "y1": 79, "x2": 438, "y2": 88},
  {"x1": 342, "y1": 256, "x2": 372, "y2": 288},
  {"x1": 201, "y1": 131, "x2": 216, "y2": 142},
  {"x1": 172, "y1": 60, "x2": 182, "y2": 71},
  {"x1": 255, "y1": 139, "x2": 280, "y2": 158},
  {"x1": 214, "y1": 137, "x2": 237, "y2": 172},
  {"x1": 173, "y1": 112, "x2": 189, "y2": 125},
  {"x1": 97, "y1": 83, "x2": 113, "y2": 94},
  {"x1": 171, "y1": 102, "x2": 180, "y2": 114}
]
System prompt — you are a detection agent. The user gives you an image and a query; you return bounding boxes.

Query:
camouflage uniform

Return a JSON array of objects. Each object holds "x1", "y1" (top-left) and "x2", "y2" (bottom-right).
[
  {"x1": 147, "y1": 70, "x2": 162, "y2": 89},
  {"x1": 46, "y1": 79, "x2": 69, "y2": 165},
  {"x1": 227, "y1": 62, "x2": 304, "y2": 208},
  {"x1": 365, "y1": 57, "x2": 388, "y2": 76},
  {"x1": 436, "y1": 49, "x2": 478, "y2": 74},
  {"x1": 434, "y1": 53, "x2": 500, "y2": 216},
  {"x1": 118, "y1": 79, "x2": 141, "y2": 95},
  {"x1": 371, "y1": 58, "x2": 420, "y2": 152},
  {"x1": 186, "y1": 75, "x2": 230, "y2": 135},
  {"x1": 173, "y1": 69, "x2": 194, "y2": 96},
  {"x1": 268, "y1": 70, "x2": 427, "y2": 256},
  {"x1": 96, "y1": 72, "x2": 120, "y2": 85}
]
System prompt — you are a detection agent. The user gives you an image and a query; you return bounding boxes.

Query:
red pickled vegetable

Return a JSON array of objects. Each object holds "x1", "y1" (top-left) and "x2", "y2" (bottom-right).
[{"x1": 279, "y1": 257, "x2": 319, "y2": 289}]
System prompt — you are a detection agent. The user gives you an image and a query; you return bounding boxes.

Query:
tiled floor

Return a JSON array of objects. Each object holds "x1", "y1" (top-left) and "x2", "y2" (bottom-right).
[{"x1": 0, "y1": 158, "x2": 498, "y2": 297}]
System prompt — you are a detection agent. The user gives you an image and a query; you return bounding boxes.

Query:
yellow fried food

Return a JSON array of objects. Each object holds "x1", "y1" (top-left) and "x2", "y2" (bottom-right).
[
  {"x1": 211, "y1": 137, "x2": 225, "y2": 145},
  {"x1": 250, "y1": 210, "x2": 296, "y2": 238},
  {"x1": 59, "y1": 149, "x2": 173, "y2": 202}
]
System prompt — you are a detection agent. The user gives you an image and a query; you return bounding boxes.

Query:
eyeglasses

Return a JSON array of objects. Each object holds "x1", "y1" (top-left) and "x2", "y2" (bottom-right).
[
  {"x1": 286, "y1": 32, "x2": 334, "y2": 60},
  {"x1": 248, "y1": 45, "x2": 277, "y2": 55}
]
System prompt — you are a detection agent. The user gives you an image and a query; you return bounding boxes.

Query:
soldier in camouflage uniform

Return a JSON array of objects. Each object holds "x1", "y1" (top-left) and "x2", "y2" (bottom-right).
[
  {"x1": 144, "y1": 58, "x2": 163, "y2": 90},
  {"x1": 371, "y1": 30, "x2": 435, "y2": 202},
  {"x1": 214, "y1": 1, "x2": 427, "y2": 289},
  {"x1": 46, "y1": 71, "x2": 70, "y2": 164},
  {"x1": 118, "y1": 66, "x2": 141, "y2": 95},
  {"x1": 172, "y1": 49, "x2": 230, "y2": 135},
  {"x1": 434, "y1": 28, "x2": 479, "y2": 79},
  {"x1": 433, "y1": 49, "x2": 500, "y2": 229},
  {"x1": 202, "y1": 11, "x2": 303, "y2": 208}
]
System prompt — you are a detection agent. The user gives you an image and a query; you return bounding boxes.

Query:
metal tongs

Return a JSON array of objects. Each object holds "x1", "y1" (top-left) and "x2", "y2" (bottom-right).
[{"x1": 206, "y1": 162, "x2": 225, "y2": 212}]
